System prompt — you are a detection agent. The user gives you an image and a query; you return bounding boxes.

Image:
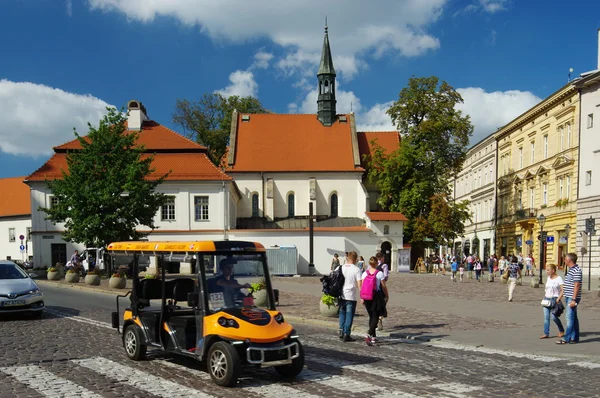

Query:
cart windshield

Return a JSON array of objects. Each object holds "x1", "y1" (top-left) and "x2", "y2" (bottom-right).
[{"x1": 204, "y1": 253, "x2": 270, "y2": 311}]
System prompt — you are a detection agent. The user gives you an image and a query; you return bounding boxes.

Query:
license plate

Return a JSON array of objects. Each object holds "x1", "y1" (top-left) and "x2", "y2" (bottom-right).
[{"x1": 2, "y1": 300, "x2": 25, "y2": 307}]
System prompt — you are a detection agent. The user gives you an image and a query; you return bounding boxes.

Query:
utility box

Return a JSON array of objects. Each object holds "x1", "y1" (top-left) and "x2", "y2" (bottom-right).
[{"x1": 266, "y1": 246, "x2": 298, "y2": 276}]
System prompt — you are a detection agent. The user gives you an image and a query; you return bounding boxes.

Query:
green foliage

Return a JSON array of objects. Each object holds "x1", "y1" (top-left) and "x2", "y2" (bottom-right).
[
  {"x1": 321, "y1": 294, "x2": 337, "y2": 306},
  {"x1": 367, "y1": 76, "x2": 473, "y2": 246},
  {"x1": 40, "y1": 108, "x2": 168, "y2": 248},
  {"x1": 173, "y1": 93, "x2": 267, "y2": 167},
  {"x1": 143, "y1": 274, "x2": 157, "y2": 279},
  {"x1": 251, "y1": 281, "x2": 266, "y2": 292},
  {"x1": 86, "y1": 269, "x2": 101, "y2": 276}
]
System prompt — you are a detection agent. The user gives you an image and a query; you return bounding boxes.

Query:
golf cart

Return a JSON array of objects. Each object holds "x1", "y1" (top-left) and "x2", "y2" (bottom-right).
[{"x1": 108, "y1": 240, "x2": 304, "y2": 387}]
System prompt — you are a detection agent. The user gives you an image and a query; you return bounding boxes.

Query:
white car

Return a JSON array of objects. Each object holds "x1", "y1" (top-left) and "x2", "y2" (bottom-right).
[{"x1": 0, "y1": 260, "x2": 44, "y2": 318}]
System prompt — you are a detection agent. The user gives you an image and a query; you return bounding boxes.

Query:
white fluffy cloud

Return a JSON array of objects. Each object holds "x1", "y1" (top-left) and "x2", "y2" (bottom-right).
[
  {"x1": 457, "y1": 87, "x2": 541, "y2": 144},
  {"x1": 251, "y1": 51, "x2": 274, "y2": 70},
  {"x1": 88, "y1": 0, "x2": 445, "y2": 79},
  {"x1": 456, "y1": 0, "x2": 509, "y2": 16},
  {"x1": 215, "y1": 70, "x2": 258, "y2": 98},
  {"x1": 0, "y1": 79, "x2": 111, "y2": 156}
]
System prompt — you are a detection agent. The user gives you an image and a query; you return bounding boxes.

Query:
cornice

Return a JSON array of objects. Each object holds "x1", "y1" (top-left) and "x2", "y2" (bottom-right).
[{"x1": 552, "y1": 104, "x2": 577, "y2": 121}]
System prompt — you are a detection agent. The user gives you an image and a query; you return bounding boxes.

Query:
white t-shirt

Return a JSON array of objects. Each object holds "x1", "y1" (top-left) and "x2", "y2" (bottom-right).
[
  {"x1": 341, "y1": 263, "x2": 362, "y2": 301},
  {"x1": 525, "y1": 257, "x2": 532, "y2": 267},
  {"x1": 545, "y1": 276, "x2": 563, "y2": 298},
  {"x1": 361, "y1": 269, "x2": 385, "y2": 292}
]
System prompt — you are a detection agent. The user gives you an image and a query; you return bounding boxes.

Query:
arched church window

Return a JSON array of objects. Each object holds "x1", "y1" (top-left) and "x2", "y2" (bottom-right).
[
  {"x1": 251, "y1": 193, "x2": 259, "y2": 217},
  {"x1": 330, "y1": 193, "x2": 338, "y2": 217},
  {"x1": 288, "y1": 193, "x2": 295, "y2": 217}
]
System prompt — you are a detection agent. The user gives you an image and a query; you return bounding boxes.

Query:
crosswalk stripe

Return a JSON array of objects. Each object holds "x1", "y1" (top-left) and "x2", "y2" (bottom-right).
[
  {"x1": 46, "y1": 308, "x2": 113, "y2": 330},
  {"x1": 72, "y1": 357, "x2": 215, "y2": 397},
  {"x1": 298, "y1": 369, "x2": 383, "y2": 393},
  {"x1": 0, "y1": 364, "x2": 103, "y2": 398},
  {"x1": 430, "y1": 382, "x2": 482, "y2": 396}
]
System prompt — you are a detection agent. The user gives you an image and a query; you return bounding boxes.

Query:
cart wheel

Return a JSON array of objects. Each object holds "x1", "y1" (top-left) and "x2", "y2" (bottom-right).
[
  {"x1": 208, "y1": 341, "x2": 240, "y2": 387},
  {"x1": 123, "y1": 324, "x2": 146, "y2": 360},
  {"x1": 275, "y1": 341, "x2": 304, "y2": 378}
]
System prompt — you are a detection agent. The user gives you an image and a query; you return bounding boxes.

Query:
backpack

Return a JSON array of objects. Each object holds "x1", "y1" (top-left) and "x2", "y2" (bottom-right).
[
  {"x1": 360, "y1": 269, "x2": 380, "y2": 300},
  {"x1": 320, "y1": 266, "x2": 345, "y2": 298}
]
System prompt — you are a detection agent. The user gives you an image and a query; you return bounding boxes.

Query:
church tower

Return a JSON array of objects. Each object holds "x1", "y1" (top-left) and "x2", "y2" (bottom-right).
[{"x1": 317, "y1": 23, "x2": 337, "y2": 126}]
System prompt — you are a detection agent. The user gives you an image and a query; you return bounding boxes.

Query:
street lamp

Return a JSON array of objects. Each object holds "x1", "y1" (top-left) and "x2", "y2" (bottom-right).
[{"x1": 538, "y1": 213, "x2": 546, "y2": 285}]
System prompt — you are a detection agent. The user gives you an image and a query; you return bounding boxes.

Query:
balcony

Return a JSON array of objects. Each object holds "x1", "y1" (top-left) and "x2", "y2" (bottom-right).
[{"x1": 515, "y1": 208, "x2": 537, "y2": 220}]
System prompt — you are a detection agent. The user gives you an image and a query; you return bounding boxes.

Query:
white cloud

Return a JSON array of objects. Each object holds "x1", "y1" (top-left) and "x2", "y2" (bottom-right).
[
  {"x1": 87, "y1": 0, "x2": 445, "y2": 79},
  {"x1": 357, "y1": 101, "x2": 396, "y2": 131},
  {"x1": 455, "y1": 0, "x2": 509, "y2": 16},
  {"x1": 457, "y1": 87, "x2": 541, "y2": 144},
  {"x1": 216, "y1": 70, "x2": 258, "y2": 98},
  {"x1": 0, "y1": 79, "x2": 111, "y2": 157},
  {"x1": 251, "y1": 51, "x2": 274, "y2": 70},
  {"x1": 66, "y1": 0, "x2": 73, "y2": 17}
]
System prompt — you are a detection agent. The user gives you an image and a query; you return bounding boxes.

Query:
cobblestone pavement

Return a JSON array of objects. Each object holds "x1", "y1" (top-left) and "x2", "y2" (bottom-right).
[{"x1": 1, "y1": 300, "x2": 600, "y2": 398}]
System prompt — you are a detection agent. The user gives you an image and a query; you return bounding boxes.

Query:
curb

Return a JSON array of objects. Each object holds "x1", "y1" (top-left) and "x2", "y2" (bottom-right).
[{"x1": 36, "y1": 280, "x2": 124, "y2": 296}]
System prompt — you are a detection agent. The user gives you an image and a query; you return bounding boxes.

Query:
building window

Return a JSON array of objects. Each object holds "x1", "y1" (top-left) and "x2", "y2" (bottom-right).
[
  {"x1": 529, "y1": 187, "x2": 535, "y2": 209},
  {"x1": 383, "y1": 225, "x2": 389, "y2": 235},
  {"x1": 288, "y1": 193, "x2": 295, "y2": 217},
  {"x1": 586, "y1": 170, "x2": 592, "y2": 186},
  {"x1": 530, "y1": 141, "x2": 535, "y2": 164},
  {"x1": 161, "y1": 196, "x2": 176, "y2": 221},
  {"x1": 26, "y1": 227, "x2": 31, "y2": 241},
  {"x1": 543, "y1": 183, "x2": 547, "y2": 205},
  {"x1": 559, "y1": 126, "x2": 564, "y2": 151},
  {"x1": 543, "y1": 135, "x2": 548, "y2": 159},
  {"x1": 251, "y1": 193, "x2": 259, "y2": 217},
  {"x1": 8, "y1": 228, "x2": 15, "y2": 242},
  {"x1": 330, "y1": 193, "x2": 338, "y2": 217},
  {"x1": 566, "y1": 175, "x2": 571, "y2": 199},
  {"x1": 559, "y1": 178, "x2": 564, "y2": 198},
  {"x1": 566, "y1": 123, "x2": 571, "y2": 148},
  {"x1": 588, "y1": 113, "x2": 594, "y2": 128},
  {"x1": 50, "y1": 196, "x2": 59, "y2": 208},
  {"x1": 519, "y1": 147, "x2": 523, "y2": 168},
  {"x1": 194, "y1": 196, "x2": 209, "y2": 221},
  {"x1": 489, "y1": 201, "x2": 492, "y2": 220},
  {"x1": 517, "y1": 190, "x2": 523, "y2": 210}
]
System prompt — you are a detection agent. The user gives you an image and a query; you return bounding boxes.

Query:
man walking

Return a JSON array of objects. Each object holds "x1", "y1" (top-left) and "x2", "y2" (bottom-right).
[
  {"x1": 557, "y1": 253, "x2": 582, "y2": 344},
  {"x1": 339, "y1": 251, "x2": 362, "y2": 342}
]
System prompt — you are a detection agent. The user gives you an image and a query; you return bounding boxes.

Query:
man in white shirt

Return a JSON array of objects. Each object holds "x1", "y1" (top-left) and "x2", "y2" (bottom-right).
[{"x1": 339, "y1": 251, "x2": 362, "y2": 342}]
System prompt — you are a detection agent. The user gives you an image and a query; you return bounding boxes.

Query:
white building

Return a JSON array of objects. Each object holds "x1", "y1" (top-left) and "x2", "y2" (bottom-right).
[
  {"x1": 451, "y1": 135, "x2": 497, "y2": 260},
  {"x1": 0, "y1": 177, "x2": 33, "y2": 262},
  {"x1": 575, "y1": 66, "x2": 600, "y2": 275}
]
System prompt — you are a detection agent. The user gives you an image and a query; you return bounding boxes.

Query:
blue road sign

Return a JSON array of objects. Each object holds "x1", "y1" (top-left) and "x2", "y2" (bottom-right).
[
  {"x1": 546, "y1": 236, "x2": 554, "y2": 243},
  {"x1": 19, "y1": 245, "x2": 25, "y2": 251},
  {"x1": 525, "y1": 240, "x2": 533, "y2": 245}
]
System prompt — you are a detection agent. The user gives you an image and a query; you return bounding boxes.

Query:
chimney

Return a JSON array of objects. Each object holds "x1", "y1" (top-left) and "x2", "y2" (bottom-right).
[{"x1": 127, "y1": 100, "x2": 148, "y2": 130}]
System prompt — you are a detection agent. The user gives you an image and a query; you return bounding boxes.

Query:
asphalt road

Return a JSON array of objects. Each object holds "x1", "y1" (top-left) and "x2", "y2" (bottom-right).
[{"x1": 1, "y1": 285, "x2": 599, "y2": 397}]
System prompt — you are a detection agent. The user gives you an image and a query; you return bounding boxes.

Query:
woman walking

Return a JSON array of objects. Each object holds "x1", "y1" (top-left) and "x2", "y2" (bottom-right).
[
  {"x1": 540, "y1": 264, "x2": 565, "y2": 339},
  {"x1": 507, "y1": 255, "x2": 522, "y2": 302},
  {"x1": 360, "y1": 256, "x2": 389, "y2": 346},
  {"x1": 475, "y1": 257, "x2": 482, "y2": 282}
]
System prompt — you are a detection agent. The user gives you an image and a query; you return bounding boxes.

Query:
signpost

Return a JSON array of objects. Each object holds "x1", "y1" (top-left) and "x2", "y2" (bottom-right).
[
  {"x1": 585, "y1": 216, "x2": 596, "y2": 291},
  {"x1": 18, "y1": 235, "x2": 25, "y2": 261}
]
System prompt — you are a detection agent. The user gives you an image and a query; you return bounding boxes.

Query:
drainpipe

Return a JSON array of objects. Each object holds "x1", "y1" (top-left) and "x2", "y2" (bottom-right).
[{"x1": 261, "y1": 172, "x2": 265, "y2": 218}]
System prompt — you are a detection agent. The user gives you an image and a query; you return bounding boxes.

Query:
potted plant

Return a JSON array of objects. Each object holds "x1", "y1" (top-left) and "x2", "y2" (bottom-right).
[
  {"x1": 109, "y1": 270, "x2": 127, "y2": 289},
  {"x1": 85, "y1": 269, "x2": 102, "y2": 286},
  {"x1": 319, "y1": 294, "x2": 338, "y2": 317},
  {"x1": 540, "y1": 204, "x2": 548, "y2": 209},
  {"x1": 31, "y1": 267, "x2": 48, "y2": 280},
  {"x1": 250, "y1": 281, "x2": 268, "y2": 306},
  {"x1": 47, "y1": 267, "x2": 61, "y2": 281},
  {"x1": 65, "y1": 267, "x2": 81, "y2": 283}
]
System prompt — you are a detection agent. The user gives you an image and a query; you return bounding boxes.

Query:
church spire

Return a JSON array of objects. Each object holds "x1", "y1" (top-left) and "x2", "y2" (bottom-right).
[{"x1": 317, "y1": 21, "x2": 337, "y2": 126}]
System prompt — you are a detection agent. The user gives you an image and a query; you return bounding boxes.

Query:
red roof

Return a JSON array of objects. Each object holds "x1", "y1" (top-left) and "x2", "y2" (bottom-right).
[
  {"x1": 27, "y1": 121, "x2": 230, "y2": 182},
  {"x1": 227, "y1": 114, "x2": 363, "y2": 172},
  {"x1": 365, "y1": 212, "x2": 408, "y2": 221},
  {"x1": 357, "y1": 131, "x2": 400, "y2": 165},
  {"x1": 0, "y1": 177, "x2": 31, "y2": 217}
]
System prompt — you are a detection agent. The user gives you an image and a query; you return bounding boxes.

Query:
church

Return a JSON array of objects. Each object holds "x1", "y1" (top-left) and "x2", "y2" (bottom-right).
[{"x1": 19, "y1": 27, "x2": 406, "y2": 275}]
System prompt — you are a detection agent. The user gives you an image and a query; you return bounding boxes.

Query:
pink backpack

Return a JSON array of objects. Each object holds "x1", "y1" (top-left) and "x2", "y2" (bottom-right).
[{"x1": 360, "y1": 269, "x2": 380, "y2": 300}]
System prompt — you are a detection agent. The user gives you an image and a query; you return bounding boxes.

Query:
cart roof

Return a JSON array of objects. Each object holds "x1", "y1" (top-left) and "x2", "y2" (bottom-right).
[{"x1": 107, "y1": 240, "x2": 265, "y2": 253}]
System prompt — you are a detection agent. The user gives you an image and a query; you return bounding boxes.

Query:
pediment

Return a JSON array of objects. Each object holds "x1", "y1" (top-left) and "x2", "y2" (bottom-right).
[
  {"x1": 552, "y1": 155, "x2": 574, "y2": 170},
  {"x1": 535, "y1": 165, "x2": 549, "y2": 176},
  {"x1": 511, "y1": 174, "x2": 523, "y2": 183},
  {"x1": 523, "y1": 170, "x2": 535, "y2": 179}
]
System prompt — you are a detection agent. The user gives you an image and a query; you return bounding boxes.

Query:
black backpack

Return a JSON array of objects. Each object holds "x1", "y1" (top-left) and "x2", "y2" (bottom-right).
[{"x1": 320, "y1": 266, "x2": 345, "y2": 298}]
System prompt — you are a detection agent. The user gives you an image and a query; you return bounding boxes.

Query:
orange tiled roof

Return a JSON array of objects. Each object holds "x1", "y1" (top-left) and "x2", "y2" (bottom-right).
[
  {"x1": 54, "y1": 121, "x2": 205, "y2": 151},
  {"x1": 366, "y1": 212, "x2": 408, "y2": 221},
  {"x1": 227, "y1": 114, "x2": 362, "y2": 172},
  {"x1": 0, "y1": 177, "x2": 31, "y2": 217},
  {"x1": 357, "y1": 131, "x2": 400, "y2": 165}
]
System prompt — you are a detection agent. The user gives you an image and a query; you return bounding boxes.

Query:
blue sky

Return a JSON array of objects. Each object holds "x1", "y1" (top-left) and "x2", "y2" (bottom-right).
[{"x1": 1, "y1": 0, "x2": 599, "y2": 179}]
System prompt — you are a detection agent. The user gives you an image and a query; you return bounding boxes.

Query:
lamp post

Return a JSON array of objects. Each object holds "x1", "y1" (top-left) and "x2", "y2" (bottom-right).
[{"x1": 538, "y1": 213, "x2": 546, "y2": 285}]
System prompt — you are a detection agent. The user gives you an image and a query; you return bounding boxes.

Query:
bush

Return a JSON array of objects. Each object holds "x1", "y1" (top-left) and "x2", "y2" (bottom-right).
[
  {"x1": 321, "y1": 294, "x2": 336, "y2": 306},
  {"x1": 66, "y1": 268, "x2": 79, "y2": 274},
  {"x1": 47, "y1": 267, "x2": 58, "y2": 272},
  {"x1": 111, "y1": 271, "x2": 126, "y2": 279},
  {"x1": 87, "y1": 269, "x2": 101, "y2": 276},
  {"x1": 250, "y1": 282, "x2": 266, "y2": 292},
  {"x1": 144, "y1": 274, "x2": 157, "y2": 279}
]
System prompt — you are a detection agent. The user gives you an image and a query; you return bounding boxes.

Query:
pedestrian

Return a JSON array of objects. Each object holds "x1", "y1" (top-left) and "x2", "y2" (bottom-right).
[
  {"x1": 475, "y1": 257, "x2": 482, "y2": 282},
  {"x1": 338, "y1": 251, "x2": 362, "y2": 342},
  {"x1": 528, "y1": 254, "x2": 536, "y2": 277},
  {"x1": 451, "y1": 258, "x2": 459, "y2": 282},
  {"x1": 459, "y1": 262, "x2": 465, "y2": 282},
  {"x1": 375, "y1": 252, "x2": 389, "y2": 331},
  {"x1": 557, "y1": 253, "x2": 582, "y2": 345},
  {"x1": 357, "y1": 256, "x2": 365, "y2": 272},
  {"x1": 540, "y1": 264, "x2": 565, "y2": 339},
  {"x1": 507, "y1": 255, "x2": 522, "y2": 302},
  {"x1": 466, "y1": 253, "x2": 474, "y2": 279},
  {"x1": 487, "y1": 254, "x2": 495, "y2": 276},
  {"x1": 498, "y1": 255, "x2": 507, "y2": 275},
  {"x1": 331, "y1": 253, "x2": 340, "y2": 271},
  {"x1": 440, "y1": 254, "x2": 446, "y2": 276},
  {"x1": 360, "y1": 256, "x2": 389, "y2": 346}
]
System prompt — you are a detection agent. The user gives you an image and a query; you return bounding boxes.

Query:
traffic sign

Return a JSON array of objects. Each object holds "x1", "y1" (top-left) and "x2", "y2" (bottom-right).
[
  {"x1": 19, "y1": 245, "x2": 25, "y2": 251},
  {"x1": 525, "y1": 240, "x2": 533, "y2": 245},
  {"x1": 586, "y1": 217, "x2": 596, "y2": 234},
  {"x1": 546, "y1": 236, "x2": 554, "y2": 243},
  {"x1": 19, "y1": 235, "x2": 24, "y2": 241}
]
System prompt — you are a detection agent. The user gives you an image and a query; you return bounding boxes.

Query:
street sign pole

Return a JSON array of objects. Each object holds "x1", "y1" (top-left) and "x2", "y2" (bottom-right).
[{"x1": 585, "y1": 216, "x2": 596, "y2": 291}]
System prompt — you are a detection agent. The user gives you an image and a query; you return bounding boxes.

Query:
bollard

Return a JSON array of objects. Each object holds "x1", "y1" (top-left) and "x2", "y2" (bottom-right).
[
  {"x1": 488, "y1": 274, "x2": 494, "y2": 282},
  {"x1": 530, "y1": 278, "x2": 539, "y2": 288}
]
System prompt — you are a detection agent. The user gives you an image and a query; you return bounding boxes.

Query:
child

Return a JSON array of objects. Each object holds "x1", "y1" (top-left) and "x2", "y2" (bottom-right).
[
  {"x1": 459, "y1": 263, "x2": 465, "y2": 282},
  {"x1": 451, "y1": 259, "x2": 459, "y2": 282}
]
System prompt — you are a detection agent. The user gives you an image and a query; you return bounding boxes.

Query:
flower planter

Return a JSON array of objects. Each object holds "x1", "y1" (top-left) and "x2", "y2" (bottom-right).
[
  {"x1": 31, "y1": 271, "x2": 47, "y2": 280},
  {"x1": 65, "y1": 272, "x2": 80, "y2": 283},
  {"x1": 109, "y1": 276, "x2": 126, "y2": 289},
  {"x1": 47, "y1": 271, "x2": 61, "y2": 281},
  {"x1": 319, "y1": 300, "x2": 338, "y2": 317},
  {"x1": 85, "y1": 274, "x2": 101, "y2": 286},
  {"x1": 252, "y1": 290, "x2": 268, "y2": 307}
]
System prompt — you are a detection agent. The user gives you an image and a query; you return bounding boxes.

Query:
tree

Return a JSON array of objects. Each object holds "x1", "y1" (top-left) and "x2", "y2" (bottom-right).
[
  {"x1": 173, "y1": 93, "x2": 267, "y2": 167},
  {"x1": 41, "y1": 108, "x2": 168, "y2": 248},
  {"x1": 366, "y1": 76, "x2": 473, "y2": 246}
]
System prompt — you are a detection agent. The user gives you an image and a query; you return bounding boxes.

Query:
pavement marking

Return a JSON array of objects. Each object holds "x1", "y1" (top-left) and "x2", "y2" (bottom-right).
[
  {"x1": 567, "y1": 361, "x2": 600, "y2": 369},
  {"x1": 72, "y1": 357, "x2": 215, "y2": 397},
  {"x1": 430, "y1": 382, "x2": 482, "y2": 397},
  {"x1": 45, "y1": 308, "x2": 113, "y2": 330},
  {"x1": 429, "y1": 340, "x2": 563, "y2": 363},
  {"x1": 0, "y1": 364, "x2": 103, "y2": 398},
  {"x1": 298, "y1": 368, "x2": 384, "y2": 393}
]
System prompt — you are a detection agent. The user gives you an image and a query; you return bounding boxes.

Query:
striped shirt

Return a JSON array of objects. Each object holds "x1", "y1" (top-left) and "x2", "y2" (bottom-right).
[{"x1": 563, "y1": 265, "x2": 583, "y2": 300}]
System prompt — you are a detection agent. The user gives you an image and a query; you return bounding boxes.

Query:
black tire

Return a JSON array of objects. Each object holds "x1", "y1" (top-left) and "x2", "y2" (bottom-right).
[
  {"x1": 275, "y1": 341, "x2": 304, "y2": 378},
  {"x1": 207, "y1": 341, "x2": 240, "y2": 387},
  {"x1": 123, "y1": 324, "x2": 146, "y2": 360}
]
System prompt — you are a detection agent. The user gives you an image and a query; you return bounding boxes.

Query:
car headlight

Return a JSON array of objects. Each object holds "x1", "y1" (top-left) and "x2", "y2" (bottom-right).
[
  {"x1": 217, "y1": 317, "x2": 239, "y2": 328},
  {"x1": 28, "y1": 289, "x2": 42, "y2": 296}
]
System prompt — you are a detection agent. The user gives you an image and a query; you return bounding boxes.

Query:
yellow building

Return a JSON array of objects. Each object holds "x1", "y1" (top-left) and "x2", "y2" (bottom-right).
[{"x1": 495, "y1": 82, "x2": 578, "y2": 270}]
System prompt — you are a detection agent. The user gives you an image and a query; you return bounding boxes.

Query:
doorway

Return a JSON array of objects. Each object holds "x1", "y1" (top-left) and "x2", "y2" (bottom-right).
[
  {"x1": 558, "y1": 245, "x2": 566, "y2": 270},
  {"x1": 51, "y1": 243, "x2": 67, "y2": 267},
  {"x1": 381, "y1": 241, "x2": 392, "y2": 271}
]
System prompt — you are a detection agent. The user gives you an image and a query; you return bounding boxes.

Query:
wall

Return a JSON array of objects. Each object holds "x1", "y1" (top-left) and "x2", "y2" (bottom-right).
[
  {"x1": 0, "y1": 217, "x2": 33, "y2": 261},
  {"x1": 578, "y1": 82, "x2": 600, "y2": 200}
]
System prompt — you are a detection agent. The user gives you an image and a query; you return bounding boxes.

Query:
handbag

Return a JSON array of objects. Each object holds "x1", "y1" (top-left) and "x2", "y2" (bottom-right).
[
  {"x1": 540, "y1": 298, "x2": 552, "y2": 307},
  {"x1": 552, "y1": 300, "x2": 565, "y2": 317},
  {"x1": 501, "y1": 268, "x2": 509, "y2": 280}
]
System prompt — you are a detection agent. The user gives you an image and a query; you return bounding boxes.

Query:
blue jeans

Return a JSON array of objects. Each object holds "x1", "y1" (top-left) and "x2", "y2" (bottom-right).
[
  {"x1": 475, "y1": 270, "x2": 481, "y2": 280},
  {"x1": 564, "y1": 297, "x2": 580, "y2": 342},
  {"x1": 543, "y1": 297, "x2": 564, "y2": 336},
  {"x1": 338, "y1": 299, "x2": 357, "y2": 336}
]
